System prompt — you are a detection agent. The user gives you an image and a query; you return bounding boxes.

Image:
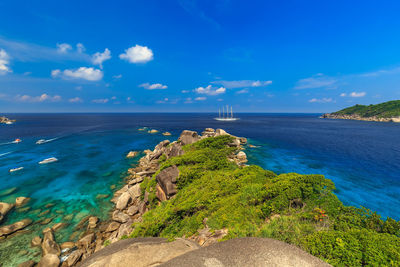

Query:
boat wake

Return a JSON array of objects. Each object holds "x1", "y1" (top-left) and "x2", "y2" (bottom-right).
[
  {"x1": 36, "y1": 137, "x2": 59, "y2": 144},
  {"x1": 0, "y1": 151, "x2": 12, "y2": 157}
]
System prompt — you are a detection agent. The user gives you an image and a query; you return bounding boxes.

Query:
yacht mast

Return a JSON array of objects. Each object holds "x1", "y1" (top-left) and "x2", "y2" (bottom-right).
[
  {"x1": 231, "y1": 106, "x2": 233, "y2": 118},
  {"x1": 226, "y1": 105, "x2": 228, "y2": 118},
  {"x1": 222, "y1": 106, "x2": 224, "y2": 119},
  {"x1": 219, "y1": 108, "x2": 221, "y2": 118}
]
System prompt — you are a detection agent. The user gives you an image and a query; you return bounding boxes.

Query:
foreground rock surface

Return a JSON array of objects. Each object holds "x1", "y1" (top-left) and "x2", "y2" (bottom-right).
[
  {"x1": 80, "y1": 237, "x2": 199, "y2": 267},
  {"x1": 160, "y1": 237, "x2": 331, "y2": 267}
]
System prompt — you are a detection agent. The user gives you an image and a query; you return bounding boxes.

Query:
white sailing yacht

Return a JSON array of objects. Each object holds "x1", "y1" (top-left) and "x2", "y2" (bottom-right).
[{"x1": 214, "y1": 105, "x2": 239, "y2": 121}]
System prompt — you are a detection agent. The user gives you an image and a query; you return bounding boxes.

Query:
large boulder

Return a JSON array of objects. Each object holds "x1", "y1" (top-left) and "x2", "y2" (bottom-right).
[
  {"x1": 37, "y1": 253, "x2": 60, "y2": 267},
  {"x1": 178, "y1": 130, "x2": 200, "y2": 145},
  {"x1": 160, "y1": 237, "x2": 331, "y2": 267},
  {"x1": 166, "y1": 142, "x2": 184, "y2": 158},
  {"x1": 112, "y1": 210, "x2": 130, "y2": 223},
  {"x1": 0, "y1": 218, "x2": 32, "y2": 237},
  {"x1": 115, "y1": 192, "x2": 131, "y2": 210},
  {"x1": 79, "y1": 238, "x2": 199, "y2": 267},
  {"x1": 126, "y1": 151, "x2": 138, "y2": 158},
  {"x1": 156, "y1": 165, "x2": 179, "y2": 198},
  {"x1": 42, "y1": 228, "x2": 61, "y2": 256},
  {"x1": 0, "y1": 202, "x2": 14, "y2": 223}
]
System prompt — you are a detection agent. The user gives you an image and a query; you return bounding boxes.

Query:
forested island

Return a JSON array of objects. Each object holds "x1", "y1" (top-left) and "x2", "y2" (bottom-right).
[{"x1": 322, "y1": 100, "x2": 400, "y2": 122}]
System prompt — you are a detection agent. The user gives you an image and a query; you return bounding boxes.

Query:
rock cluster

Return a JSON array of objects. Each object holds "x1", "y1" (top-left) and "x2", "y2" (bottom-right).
[
  {"x1": 17, "y1": 128, "x2": 248, "y2": 267},
  {"x1": 321, "y1": 113, "x2": 400, "y2": 123},
  {"x1": 0, "y1": 116, "x2": 16, "y2": 124}
]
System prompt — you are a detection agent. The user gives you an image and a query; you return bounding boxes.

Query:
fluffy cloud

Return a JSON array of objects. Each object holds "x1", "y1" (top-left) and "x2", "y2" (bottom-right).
[
  {"x1": 15, "y1": 93, "x2": 61, "y2": 102},
  {"x1": 295, "y1": 75, "x2": 337, "y2": 89},
  {"x1": 76, "y1": 43, "x2": 85, "y2": 53},
  {"x1": 139, "y1": 83, "x2": 167, "y2": 90},
  {"x1": 184, "y1": 97, "x2": 193, "y2": 103},
  {"x1": 308, "y1": 97, "x2": 333, "y2": 103},
  {"x1": 52, "y1": 67, "x2": 103, "y2": 81},
  {"x1": 119, "y1": 45, "x2": 153, "y2": 63},
  {"x1": 56, "y1": 43, "x2": 72, "y2": 53},
  {"x1": 340, "y1": 92, "x2": 366, "y2": 98},
  {"x1": 236, "y1": 89, "x2": 249, "y2": 94},
  {"x1": 92, "y1": 98, "x2": 109, "y2": 103},
  {"x1": 113, "y1": 74, "x2": 122, "y2": 79},
  {"x1": 350, "y1": 92, "x2": 366, "y2": 97},
  {"x1": 0, "y1": 49, "x2": 11, "y2": 74},
  {"x1": 92, "y1": 48, "x2": 111, "y2": 68},
  {"x1": 69, "y1": 97, "x2": 83, "y2": 103},
  {"x1": 195, "y1": 85, "x2": 226, "y2": 95},
  {"x1": 212, "y1": 80, "x2": 272, "y2": 89},
  {"x1": 195, "y1": 96, "x2": 206, "y2": 101}
]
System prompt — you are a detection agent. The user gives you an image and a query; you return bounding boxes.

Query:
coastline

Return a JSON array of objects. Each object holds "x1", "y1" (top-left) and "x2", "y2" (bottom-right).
[
  {"x1": 3, "y1": 126, "x2": 400, "y2": 266},
  {"x1": 0, "y1": 116, "x2": 15, "y2": 124},
  {"x1": 321, "y1": 113, "x2": 400, "y2": 122}
]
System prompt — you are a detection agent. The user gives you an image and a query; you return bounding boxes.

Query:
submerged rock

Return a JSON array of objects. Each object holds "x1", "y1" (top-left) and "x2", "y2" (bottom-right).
[
  {"x1": 148, "y1": 129, "x2": 159, "y2": 134},
  {"x1": 15, "y1": 197, "x2": 30, "y2": 207},
  {"x1": 0, "y1": 218, "x2": 32, "y2": 237},
  {"x1": 31, "y1": 235, "x2": 43, "y2": 247},
  {"x1": 88, "y1": 216, "x2": 99, "y2": 229},
  {"x1": 0, "y1": 202, "x2": 15, "y2": 223},
  {"x1": 162, "y1": 132, "x2": 172, "y2": 136},
  {"x1": 126, "y1": 151, "x2": 138, "y2": 158},
  {"x1": 0, "y1": 187, "x2": 17, "y2": 197}
]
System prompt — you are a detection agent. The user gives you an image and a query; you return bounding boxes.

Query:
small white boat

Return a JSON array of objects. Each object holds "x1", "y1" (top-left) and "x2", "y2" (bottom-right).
[
  {"x1": 5, "y1": 121, "x2": 13, "y2": 125},
  {"x1": 36, "y1": 139, "x2": 46, "y2": 144},
  {"x1": 9, "y1": 167, "x2": 24, "y2": 173},
  {"x1": 39, "y1": 157, "x2": 58, "y2": 164}
]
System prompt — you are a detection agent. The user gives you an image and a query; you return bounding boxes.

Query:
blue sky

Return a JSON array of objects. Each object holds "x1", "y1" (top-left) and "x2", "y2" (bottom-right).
[{"x1": 1, "y1": 0, "x2": 400, "y2": 112}]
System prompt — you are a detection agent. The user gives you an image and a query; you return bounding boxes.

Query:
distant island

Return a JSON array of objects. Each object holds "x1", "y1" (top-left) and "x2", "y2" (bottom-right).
[
  {"x1": 0, "y1": 116, "x2": 15, "y2": 124},
  {"x1": 322, "y1": 100, "x2": 400, "y2": 122}
]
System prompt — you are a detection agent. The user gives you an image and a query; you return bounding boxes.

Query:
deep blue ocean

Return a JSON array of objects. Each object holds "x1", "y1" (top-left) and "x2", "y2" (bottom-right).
[{"x1": 0, "y1": 113, "x2": 399, "y2": 265}]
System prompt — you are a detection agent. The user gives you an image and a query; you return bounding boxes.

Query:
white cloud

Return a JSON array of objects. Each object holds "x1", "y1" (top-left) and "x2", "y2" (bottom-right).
[
  {"x1": 139, "y1": 83, "x2": 167, "y2": 90},
  {"x1": 92, "y1": 98, "x2": 109, "y2": 103},
  {"x1": 69, "y1": 97, "x2": 83, "y2": 103},
  {"x1": 119, "y1": 45, "x2": 153, "y2": 64},
  {"x1": 113, "y1": 74, "x2": 122, "y2": 79},
  {"x1": 111, "y1": 96, "x2": 117, "y2": 100},
  {"x1": 0, "y1": 49, "x2": 11, "y2": 74},
  {"x1": 308, "y1": 97, "x2": 333, "y2": 103},
  {"x1": 184, "y1": 97, "x2": 193, "y2": 103},
  {"x1": 212, "y1": 80, "x2": 272, "y2": 89},
  {"x1": 76, "y1": 43, "x2": 85, "y2": 53},
  {"x1": 156, "y1": 98, "x2": 169, "y2": 104},
  {"x1": 56, "y1": 43, "x2": 72, "y2": 53},
  {"x1": 15, "y1": 93, "x2": 61, "y2": 102},
  {"x1": 92, "y1": 48, "x2": 111, "y2": 68},
  {"x1": 295, "y1": 75, "x2": 337, "y2": 89},
  {"x1": 340, "y1": 93, "x2": 347, "y2": 97},
  {"x1": 181, "y1": 90, "x2": 190, "y2": 93},
  {"x1": 52, "y1": 67, "x2": 103, "y2": 81},
  {"x1": 195, "y1": 85, "x2": 226, "y2": 95},
  {"x1": 236, "y1": 89, "x2": 249, "y2": 94},
  {"x1": 350, "y1": 92, "x2": 366, "y2": 97},
  {"x1": 195, "y1": 96, "x2": 206, "y2": 101}
]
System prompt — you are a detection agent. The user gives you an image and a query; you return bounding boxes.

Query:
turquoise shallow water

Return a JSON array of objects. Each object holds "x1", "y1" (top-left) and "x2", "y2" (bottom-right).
[{"x1": 0, "y1": 113, "x2": 399, "y2": 266}]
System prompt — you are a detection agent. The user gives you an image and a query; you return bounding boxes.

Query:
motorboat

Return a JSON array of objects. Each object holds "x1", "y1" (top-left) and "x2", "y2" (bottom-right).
[
  {"x1": 9, "y1": 167, "x2": 24, "y2": 173},
  {"x1": 39, "y1": 157, "x2": 58, "y2": 164},
  {"x1": 36, "y1": 139, "x2": 46, "y2": 144},
  {"x1": 13, "y1": 138, "x2": 22, "y2": 143}
]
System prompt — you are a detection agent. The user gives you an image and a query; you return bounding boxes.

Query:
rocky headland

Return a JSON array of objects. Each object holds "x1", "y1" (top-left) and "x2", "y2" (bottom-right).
[
  {"x1": 321, "y1": 113, "x2": 400, "y2": 122},
  {"x1": 0, "y1": 116, "x2": 15, "y2": 124},
  {"x1": 3, "y1": 127, "x2": 400, "y2": 266},
  {"x1": 321, "y1": 100, "x2": 400, "y2": 122}
]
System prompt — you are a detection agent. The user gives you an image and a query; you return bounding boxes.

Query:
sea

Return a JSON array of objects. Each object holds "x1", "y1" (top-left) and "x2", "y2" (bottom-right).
[{"x1": 0, "y1": 113, "x2": 399, "y2": 266}]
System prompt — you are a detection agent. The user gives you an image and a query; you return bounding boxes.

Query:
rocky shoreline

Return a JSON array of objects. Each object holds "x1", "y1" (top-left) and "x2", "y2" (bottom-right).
[
  {"x1": 11, "y1": 128, "x2": 249, "y2": 267},
  {"x1": 0, "y1": 116, "x2": 15, "y2": 124},
  {"x1": 321, "y1": 113, "x2": 400, "y2": 123}
]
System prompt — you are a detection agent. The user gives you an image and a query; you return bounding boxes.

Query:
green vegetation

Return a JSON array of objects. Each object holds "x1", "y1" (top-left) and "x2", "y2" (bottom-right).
[
  {"x1": 332, "y1": 100, "x2": 400, "y2": 118},
  {"x1": 132, "y1": 135, "x2": 400, "y2": 266}
]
